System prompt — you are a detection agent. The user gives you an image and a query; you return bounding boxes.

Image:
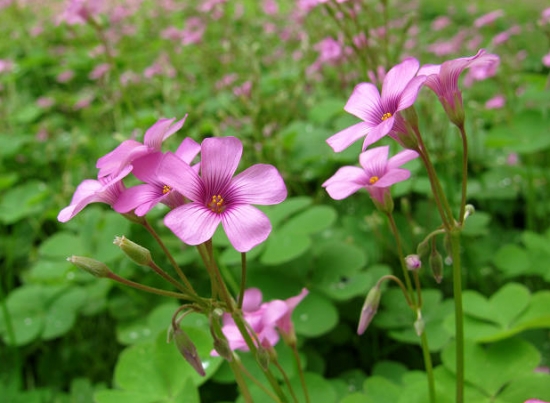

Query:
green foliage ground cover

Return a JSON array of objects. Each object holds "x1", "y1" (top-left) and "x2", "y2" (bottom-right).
[{"x1": 0, "y1": 0, "x2": 550, "y2": 402}]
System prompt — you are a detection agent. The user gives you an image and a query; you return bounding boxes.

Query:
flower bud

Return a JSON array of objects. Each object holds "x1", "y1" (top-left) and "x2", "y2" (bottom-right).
[
  {"x1": 255, "y1": 345, "x2": 270, "y2": 370},
  {"x1": 405, "y1": 254, "x2": 422, "y2": 271},
  {"x1": 67, "y1": 256, "x2": 110, "y2": 278},
  {"x1": 414, "y1": 310, "x2": 425, "y2": 336},
  {"x1": 416, "y1": 238, "x2": 430, "y2": 258},
  {"x1": 429, "y1": 249, "x2": 444, "y2": 284},
  {"x1": 173, "y1": 328, "x2": 205, "y2": 376},
  {"x1": 464, "y1": 204, "x2": 475, "y2": 221},
  {"x1": 357, "y1": 285, "x2": 382, "y2": 335},
  {"x1": 209, "y1": 309, "x2": 233, "y2": 361},
  {"x1": 113, "y1": 236, "x2": 152, "y2": 266}
]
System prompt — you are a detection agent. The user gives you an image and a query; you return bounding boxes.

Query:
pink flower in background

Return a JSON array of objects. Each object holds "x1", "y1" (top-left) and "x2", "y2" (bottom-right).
[
  {"x1": 323, "y1": 146, "x2": 418, "y2": 208},
  {"x1": 485, "y1": 95, "x2": 505, "y2": 109},
  {"x1": 543, "y1": 52, "x2": 550, "y2": 67},
  {"x1": 524, "y1": 400, "x2": 550, "y2": 403},
  {"x1": 431, "y1": 16, "x2": 451, "y2": 31},
  {"x1": 58, "y1": 167, "x2": 130, "y2": 222},
  {"x1": 418, "y1": 49, "x2": 500, "y2": 126},
  {"x1": 114, "y1": 138, "x2": 201, "y2": 216},
  {"x1": 506, "y1": 153, "x2": 519, "y2": 166},
  {"x1": 182, "y1": 17, "x2": 206, "y2": 45},
  {"x1": 233, "y1": 81, "x2": 252, "y2": 98},
  {"x1": 326, "y1": 58, "x2": 426, "y2": 152},
  {"x1": 474, "y1": 9, "x2": 504, "y2": 28},
  {"x1": 158, "y1": 137, "x2": 287, "y2": 252},
  {"x1": 97, "y1": 116, "x2": 187, "y2": 178},
  {"x1": 491, "y1": 25, "x2": 520, "y2": 46},
  {"x1": 262, "y1": 0, "x2": 278, "y2": 15},
  {"x1": 57, "y1": 70, "x2": 75, "y2": 83},
  {"x1": 212, "y1": 287, "x2": 308, "y2": 355},
  {"x1": 36, "y1": 97, "x2": 55, "y2": 109},
  {"x1": 58, "y1": 0, "x2": 104, "y2": 25},
  {"x1": 307, "y1": 37, "x2": 347, "y2": 74},
  {"x1": 541, "y1": 8, "x2": 550, "y2": 24},
  {"x1": 89, "y1": 63, "x2": 110, "y2": 80},
  {"x1": 0, "y1": 59, "x2": 14, "y2": 74},
  {"x1": 73, "y1": 94, "x2": 94, "y2": 110}
]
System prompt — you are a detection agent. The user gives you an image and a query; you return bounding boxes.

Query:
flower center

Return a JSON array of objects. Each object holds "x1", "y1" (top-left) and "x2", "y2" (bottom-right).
[
  {"x1": 381, "y1": 112, "x2": 392, "y2": 121},
  {"x1": 162, "y1": 185, "x2": 172, "y2": 195},
  {"x1": 369, "y1": 176, "x2": 379, "y2": 185},
  {"x1": 208, "y1": 194, "x2": 226, "y2": 214}
]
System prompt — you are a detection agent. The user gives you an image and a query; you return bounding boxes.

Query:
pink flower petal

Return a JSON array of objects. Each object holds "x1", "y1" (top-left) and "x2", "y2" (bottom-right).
[
  {"x1": 201, "y1": 137, "x2": 243, "y2": 192},
  {"x1": 164, "y1": 203, "x2": 221, "y2": 246},
  {"x1": 114, "y1": 184, "x2": 163, "y2": 215},
  {"x1": 373, "y1": 168, "x2": 411, "y2": 187},
  {"x1": 175, "y1": 137, "x2": 201, "y2": 164},
  {"x1": 343, "y1": 82, "x2": 382, "y2": 123},
  {"x1": 387, "y1": 149, "x2": 419, "y2": 169},
  {"x1": 144, "y1": 116, "x2": 186, "y2": 150},
  {"x1": 381, "y1": 57, "x2": 420, "y2": 103},
  {"x1": 96, "y1": 139, "x2": 146, "y2": 177},
  {"x1": 230, "y1": 164, "x2": 287, "y2": 205},
  {"x1": 322, "y1": 166, "x2": 368, "y2": 200},
  {"x1": 221, "y1": 204, "x2": 272, "y2": 252},
  {"x1": 158, "y1": 152, "x2": 203, "y2": 201},
  {"x1": 327, "y1": 121, "x2": 372, "y2": 152},
  {"x1": 241, "y1": 288, "x2": 263, "y2": 312}
]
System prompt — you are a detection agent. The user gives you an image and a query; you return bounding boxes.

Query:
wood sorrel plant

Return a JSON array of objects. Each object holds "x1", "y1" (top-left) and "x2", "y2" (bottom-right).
[
  {"x1": 59, "y1": 118, "x2": 311, "y2": 403},
  {"x1": 323, "y1": 49, "x2": 500, "y2": 403}
]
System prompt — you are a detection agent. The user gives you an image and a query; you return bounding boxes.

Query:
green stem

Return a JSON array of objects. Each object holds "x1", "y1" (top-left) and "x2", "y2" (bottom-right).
[
  {"x1": 386, "y1": 213, "x2": 415, "y2": 301},
  {"x1": 238, "y1": 252, "x2": 247, "y2": 309},
  {"x1": 273, "y1": 358, "x2": 299, "y2": 403},
  {"x1": 107, "y1": 272, "x2": 190, "y2": 300},
  {"x1": 420, "y1": 331, "x2": 437, "y2": 403},
  {"x1": 290, "y1": 343, "x2": 311, "y2": 403},
  {"x1": 143, "y1": 219, "x2": 197, "y2": 294},
  {"x1": 457, "y1": 124, "x2": 468, "y2": 225},
  {"x1": 235, "y1": 356, "x2": 282, "y2": 402},
  {"x1": 228, "y1": 356, "x2": 255, "y2": 403},
  {"x1": 450, "y1": 231, "x2": 464, "y2": 403}
]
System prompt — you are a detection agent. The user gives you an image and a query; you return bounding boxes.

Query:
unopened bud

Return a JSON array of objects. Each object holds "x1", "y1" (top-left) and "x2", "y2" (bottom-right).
[
  {"x1": 429, "y1": 249, "x2": 444, "y2": 284},
  {"x1": 255, "y1": 345, "x2": 270, "y2": 370},
  {"x1": 114, "y1": 236, "x2": 152, "y2": 266},
  {"x1": 67, "y1": 256, "x2": 110, "y2": 278},
  {"x1": 414, "y1": 317, "x2": 425, "y2": 336},
  {"x1": 173, "y1": 328, "x2": 205, "y2": 376},
  {"x1": 213, "y1": 337, "x2": 233, "y2": 362},
  {"x1": 405, "y1": 254, "x2": 422, "y2": 271},
  {"x1": 464, "y1": 204, "x2": 475, "y2": 221},
  {"x1": 209, "y1": 308, "x2": 233, "y2": 361},
  {"x1": 416, "y1": 238, "x2": 430, "y2": 258},
  {"x1": 357, "y1": 285, "x2": 382, "y2": 335}
]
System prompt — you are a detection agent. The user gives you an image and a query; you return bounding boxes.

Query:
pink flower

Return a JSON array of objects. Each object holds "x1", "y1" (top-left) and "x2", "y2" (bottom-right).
[
  {"x1": 524, "y1": 400, "x2": 550, "y2": 403},
  {"x1": 326, "y1": 58, "x2": 426, "y2": 152},
  {"x1": 323, "y1": 145, "x2": 418, "y2": 210},
  {"x1": 473, "y1": 9, "x2": 504, "y2": 28},
  {"x1": 323, "y1": 146, "x2": 418, "y2": 210},
  {"x1": 57, "y1": 70, "x2": 75, "y2": 83},
  {"x1": 114, "y1": 138, "x2": 201, "y2": 216},
  {"x1": 431, "y1": 16, "x2": 451, "y2": 31},
  {"x1": 58, "y1": 167, "x2": 130, "y2": 222},
  {"x1": 58, "y1": 0, "x2": 104, "y2": 25},
  {"x1": 89, "y1": 63, "x2": 110, "y2": 80},
  {"x1": 96, "y1": 116, "x2": 186, "y2": 178},
  {"x1": 158, "y1": 137, "x2": 287, "y2": 252},
  {"x1": 543, "y1": 52, "x2": 550, "y2": 68},
  {"x1": 418, "y1": 49, "x2": 500, "y2": 126},
  {"x1": 212, "y1": 288, "x2": 308, "y2": 355},
  {"x1": 485, "y1": 95, "x2": 505, "y2": 109},
  {"x1": 0, "y1": 59, "x2": 14, "y2": 74}
]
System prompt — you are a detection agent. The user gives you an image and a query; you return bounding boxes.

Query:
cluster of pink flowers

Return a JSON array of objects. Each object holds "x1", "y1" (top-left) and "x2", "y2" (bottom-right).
[
  {"x1": 213, "y1": 288, "x2": 309, "y2": 355},
  {"x1": 58, "y1": 116, "x2": 287, "y2": 253},
  {"x1": 323, "y1": 49, "x2": 499, "y2": 211}
]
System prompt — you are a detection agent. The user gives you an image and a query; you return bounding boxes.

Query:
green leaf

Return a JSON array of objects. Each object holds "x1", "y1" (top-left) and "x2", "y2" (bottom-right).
[
  {"x1": 442, "y1": 338, "x2": 540, "y2": 396},
  {"x1": 260, "y1": 231, "x2": 311, "y2": 265},
  {"x1": 362, "y1": 376, "x2": 402, "y2": 402},
  {"x1": 497, "y1": 372, "x2": 550, "y2": 403},
  {"x1": 0, "y1": 180, "x2": 50, "y2": 224},
  {"x1": 0, "y1": 285, "x2": 46, "y2": 345},
  {"x1": 279, "y1": 205, "x2": 337, "y2": 235},
  {"x1": 42, "y1": 287, "x2": 86, "y2": 340},
  {"x1": 493, "y1": 244, "x2": 530, "y2": 278},
  {"x1": 38, "y1": 231, "x2": 86, "y2": 259},
  {"x1": 293, "y1": 291, "x2": 338, "y2": 337}
]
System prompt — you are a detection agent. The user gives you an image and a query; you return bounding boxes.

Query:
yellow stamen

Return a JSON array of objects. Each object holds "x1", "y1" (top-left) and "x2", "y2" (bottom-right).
[
  {"x1": 381, "y1": 112, "x2": 392, "y2": 121},
  {"x1": 369, "y1": 176, "x2": 379, "y2": 185},
  {"x1": 208, "y1": 195, "x2": 226, "y2": 214},
  {"x1": 162, "y1": 185, "x2": 172, "y2": 195}
]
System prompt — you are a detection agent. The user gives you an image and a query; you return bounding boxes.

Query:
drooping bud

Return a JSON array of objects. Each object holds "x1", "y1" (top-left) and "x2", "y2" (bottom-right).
[
  {"x1": 67, "y1": 256, "x2": 110, "y2": 278},
  {"x1": 429, "y1": 248, "x2": 444, "y2": 284},
  {"x1": 209, "y1": 308, "x2": 233, "y2": 361},
  {"x1": 414, "y1": 309, "x2": 425, "y2": 336},
  {"x1": 357, "y1": 285, "x2": 382, "y2": 335},
  {"x1": 173, "y1": 327, "x2": 206, "y2": 376},
  {"x1": 405, "y1": 254, "x2": 422, "y2": 271},
  {"x1": 255, "y1": 345, "x2": 271, "y2": 370},
  {"x1": 416, "y1": 238, "x2": 430, "y2": 258},
  {"x1": 464, "y1": 204, "x2": 475, "y2": 221},
  {"x1": 113, "y1": 236, "x2": 152, "y2": 266}
]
